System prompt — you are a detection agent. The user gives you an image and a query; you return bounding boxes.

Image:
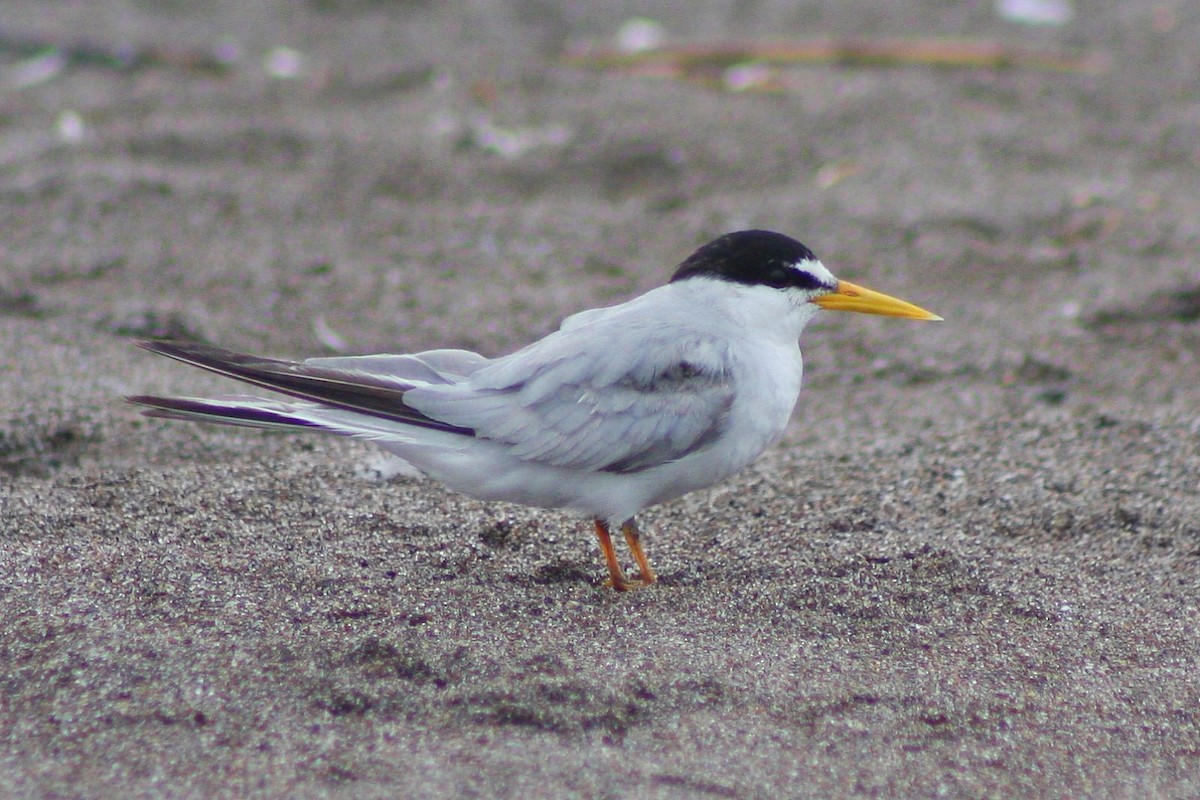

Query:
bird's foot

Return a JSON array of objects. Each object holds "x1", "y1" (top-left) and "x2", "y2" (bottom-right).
[{"x1": 603, "y1": 573, "x2": 657, "y2": 592}]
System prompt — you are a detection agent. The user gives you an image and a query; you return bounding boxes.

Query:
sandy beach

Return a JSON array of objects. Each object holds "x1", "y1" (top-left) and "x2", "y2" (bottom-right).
[{"x1": 2, "y1": 2, "x2": 1199, "y2": 797}]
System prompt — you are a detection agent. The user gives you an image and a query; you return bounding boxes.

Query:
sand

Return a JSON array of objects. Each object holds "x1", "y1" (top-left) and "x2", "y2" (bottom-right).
[{"x1": 2, "y1": 2, "x2": 1199, "y2": 797}]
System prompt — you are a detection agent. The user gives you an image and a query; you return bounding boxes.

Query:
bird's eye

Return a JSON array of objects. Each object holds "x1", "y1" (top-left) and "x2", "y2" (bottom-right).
[{"x1": 767, "y1": 267, "x2": 791, "y2": 287}]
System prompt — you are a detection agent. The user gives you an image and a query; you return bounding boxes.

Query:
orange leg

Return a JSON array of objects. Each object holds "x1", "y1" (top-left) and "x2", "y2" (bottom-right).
[
  {"x1": 593, "y1": 519, "x2": 633, "y2": 591},
  {"x1": 621, "y1": 518, "x2": 658, "y2": 587},
  {"x1": 592, "y1": 518, "x2": 657, "y2": 591}
]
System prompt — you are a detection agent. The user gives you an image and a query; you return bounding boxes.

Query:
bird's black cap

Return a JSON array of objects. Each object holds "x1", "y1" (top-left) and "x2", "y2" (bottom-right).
[{"x1": 669, "y1": 230, "x2": 828, "y2": 291}]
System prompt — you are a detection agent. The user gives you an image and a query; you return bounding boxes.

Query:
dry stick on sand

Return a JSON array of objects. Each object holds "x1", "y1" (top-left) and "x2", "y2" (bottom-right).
[{"x1": 566, "y1": 37, "x2": 1106, "y2": 92}]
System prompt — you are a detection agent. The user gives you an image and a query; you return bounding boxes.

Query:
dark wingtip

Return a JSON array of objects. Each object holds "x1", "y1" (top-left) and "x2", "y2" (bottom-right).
[
  {"x1": 136, "y1": 339, "x2": 217, "y2": 357},
  {"x1": 124, "y1": 393, "x2": 187, "y2": 415},
  {"x1": 126, "y1": 394, "x2": 186, "y2": 409},
  {"x1": 137, "y1": 338, "x2": 184, "y2": 352},
  {"x1": 123, "y1": 393, "x2": 324, "y2": 428},
  {"x1": 129, "y1": 341, "x2": 477, "y2": 436}
]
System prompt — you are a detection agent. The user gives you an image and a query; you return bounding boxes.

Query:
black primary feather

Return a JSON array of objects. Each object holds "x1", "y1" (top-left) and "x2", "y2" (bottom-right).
[{"x1": 130, "y1": 340, "x2": 475, "y2": 436}]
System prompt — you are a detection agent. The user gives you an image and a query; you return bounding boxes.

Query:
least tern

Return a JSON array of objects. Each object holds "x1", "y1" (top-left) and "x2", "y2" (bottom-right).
[{"x1": 129, "y1": 230, "x2": 939, "y2": 590}]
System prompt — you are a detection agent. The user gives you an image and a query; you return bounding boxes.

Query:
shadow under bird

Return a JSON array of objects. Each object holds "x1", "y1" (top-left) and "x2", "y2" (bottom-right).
[{"x1": 129, "y1": 230, "x2": 940, "y2": 590}]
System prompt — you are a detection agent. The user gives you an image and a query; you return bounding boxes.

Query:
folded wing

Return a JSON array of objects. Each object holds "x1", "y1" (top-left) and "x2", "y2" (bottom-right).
[{"x1": 404, "y1": 327, "x2": 737, "y2": 473}]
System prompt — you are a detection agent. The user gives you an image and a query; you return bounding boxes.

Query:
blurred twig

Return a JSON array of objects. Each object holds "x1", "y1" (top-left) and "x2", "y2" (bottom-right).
[{"x1": 567, "y1": 36, "x2": 1106, "y2": 90}]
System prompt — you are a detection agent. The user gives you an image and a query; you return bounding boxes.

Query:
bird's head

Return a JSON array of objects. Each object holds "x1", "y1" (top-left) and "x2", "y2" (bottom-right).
[{"x1": 670, "y1": 230, "x2": 941, "y2": 322}]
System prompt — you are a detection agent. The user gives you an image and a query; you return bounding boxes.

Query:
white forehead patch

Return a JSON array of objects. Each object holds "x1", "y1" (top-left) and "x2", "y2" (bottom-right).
[{"x1": 795, "y1": 258, "x2": 837, "y2": 289}]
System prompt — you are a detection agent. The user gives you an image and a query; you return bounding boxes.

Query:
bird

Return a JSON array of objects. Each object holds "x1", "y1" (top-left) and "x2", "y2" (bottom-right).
[{"x1": 128, "y1": 230, "x2": 940, "y2": 590}]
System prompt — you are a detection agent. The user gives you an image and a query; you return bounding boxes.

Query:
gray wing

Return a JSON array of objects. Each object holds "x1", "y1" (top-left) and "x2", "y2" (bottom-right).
[{"x1": 403, "y1": 326, "x2": 736, "y2": 474}]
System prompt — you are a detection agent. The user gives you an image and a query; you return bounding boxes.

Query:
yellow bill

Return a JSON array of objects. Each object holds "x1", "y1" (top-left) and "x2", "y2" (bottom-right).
[{"x1": 811, "y1": 280, "x2": 942, "y2": 321}]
